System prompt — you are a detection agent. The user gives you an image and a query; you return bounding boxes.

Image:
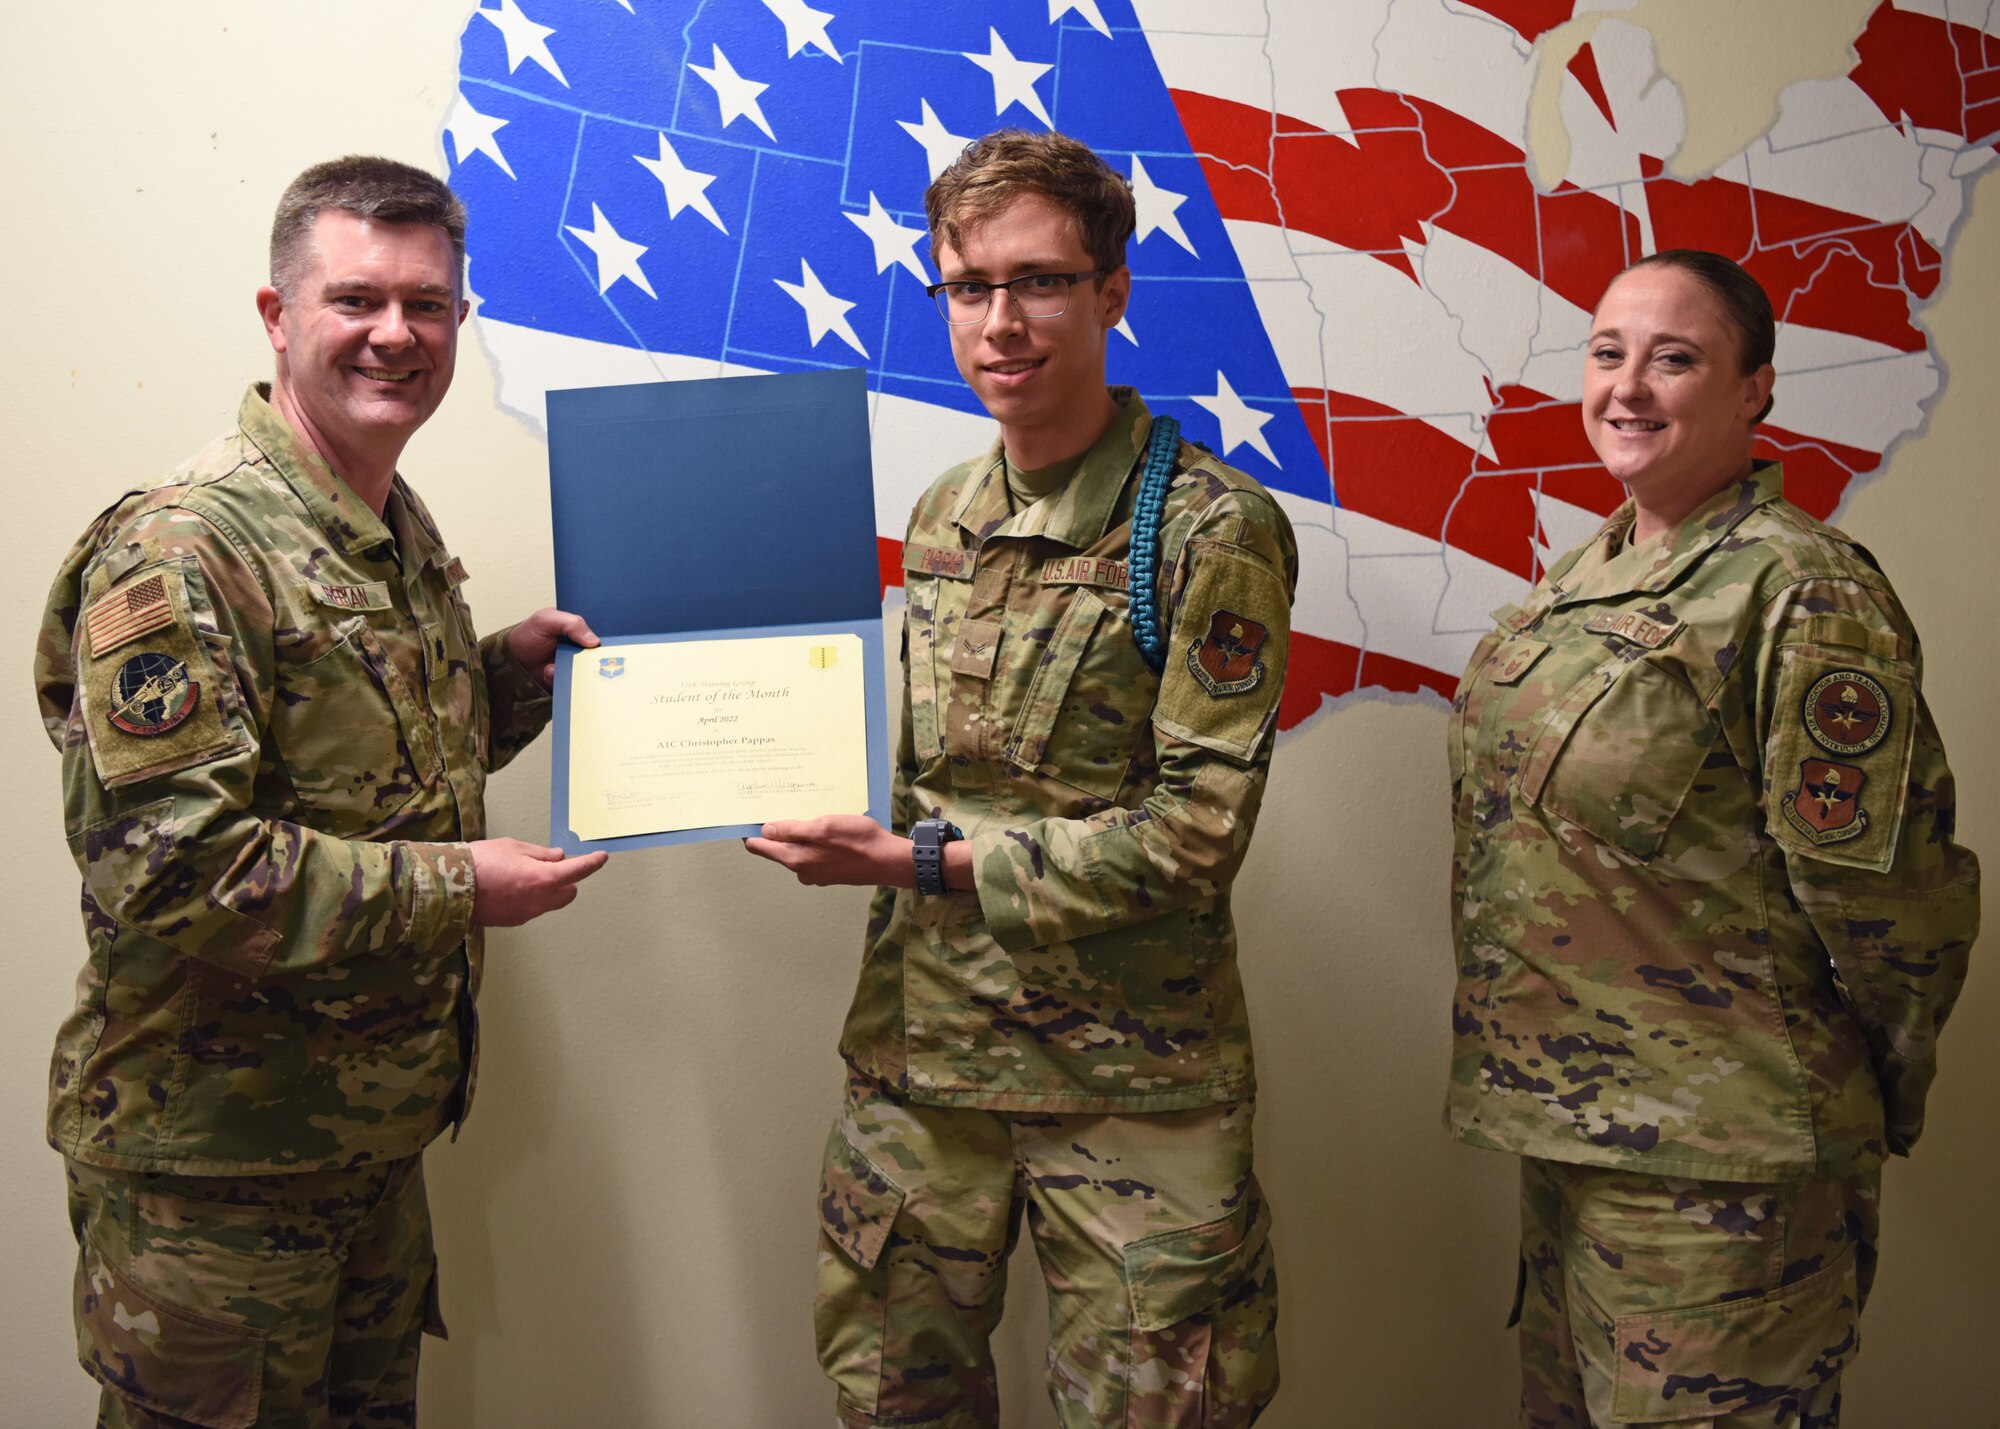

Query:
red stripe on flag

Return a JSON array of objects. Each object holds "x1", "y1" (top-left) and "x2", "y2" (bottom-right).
[
  {"x1": 1566, "y1": 44, "x2": 1616, "y2": 130},
  {"x1": 1451, "y1": 0, "x2": 1578, "y2": 43},
  {"x1": 1640, "y1": 155, "x2": 1940, "y2": 352},
  {"x1": 1278, "y1": 629, "x2": 1458, "y2": 729},
  {"x1": 1850, "y1": 4, "x2": 2000, "y2": 146},
  {"x1": 1172, "y1": 89, "x2": 1641, "y2": 313}
]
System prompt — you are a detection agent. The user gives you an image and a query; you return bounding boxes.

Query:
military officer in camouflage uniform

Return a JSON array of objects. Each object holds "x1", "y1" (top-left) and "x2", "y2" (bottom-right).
[
  {"x1": 1447, "y1": 250, "x2": 1979, "y2": 1427},
  {"x1": 33, "y1": 156, "x2": 610, "y2": 1426},
  {"x1": 748, "y1": 130, "x2": 1295, "y2": 1427}
]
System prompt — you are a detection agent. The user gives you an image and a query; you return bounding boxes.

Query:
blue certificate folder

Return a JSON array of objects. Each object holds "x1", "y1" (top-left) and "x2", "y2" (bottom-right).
[{"x1": 545, "y1": 367, "x2": 891, "y2": 853}]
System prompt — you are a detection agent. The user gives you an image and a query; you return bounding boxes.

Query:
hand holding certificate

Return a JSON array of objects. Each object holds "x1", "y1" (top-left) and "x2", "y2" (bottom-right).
[{"x1": 545, "y1": 369, "x2": 890, "y2": 853}]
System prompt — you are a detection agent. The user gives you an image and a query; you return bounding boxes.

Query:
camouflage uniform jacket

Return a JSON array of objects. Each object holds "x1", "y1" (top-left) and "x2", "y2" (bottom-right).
[
  {"x1": 1448, "y1": 464, "x2": 1978, "y2": 1178},
  {"x1": 32, "y1": 385, "x2": 552, "y2": 1174},
  {"x1": 840, "y1": 390, "x2": 1299, "y2": 1112}
]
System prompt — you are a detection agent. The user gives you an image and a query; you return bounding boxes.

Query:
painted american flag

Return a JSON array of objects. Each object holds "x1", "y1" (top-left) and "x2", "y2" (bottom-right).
[{"x1": 443, "y1": 0, "x2": 2000, "y2": 734}]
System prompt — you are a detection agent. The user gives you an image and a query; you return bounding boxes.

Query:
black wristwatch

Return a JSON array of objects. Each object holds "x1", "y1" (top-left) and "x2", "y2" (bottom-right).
[{"x1": 911, "y1": 819, "x2": 963, "y2": 896}]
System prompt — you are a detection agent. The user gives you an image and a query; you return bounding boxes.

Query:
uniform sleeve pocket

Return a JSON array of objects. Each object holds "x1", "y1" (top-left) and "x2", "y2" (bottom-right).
[
  {"x1": 1764, "y1": 644, "x2": 1917, "y2": 874},
  {"x1": 1526, "y1": 658, "x2": 1719, "y2": 862},
  {"x1": 817, "y1": 1127, "x2": 906, "y2": 1272},
  {"x1": 75, "y1": 1232, "x2": 264, "y2": 1429},
  {"x1": 1123, "y1": 1189, "x2": 1272, "y2": 1333},
  {"x1": 77, "y1": 561, "x2": 246, "y2": 790},
  {"x1": 1154, "y1": 544, "x2": 1291, "y2": 764},
  {"x1": 1610, "y1": 1243, "x2": 1859, "y2": 1423}
]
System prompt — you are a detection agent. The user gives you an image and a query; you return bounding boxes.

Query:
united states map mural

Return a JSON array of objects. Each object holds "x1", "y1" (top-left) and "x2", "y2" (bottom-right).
[{"x1": 442, "y1": 0, "x2": 2000, "y2": 733}]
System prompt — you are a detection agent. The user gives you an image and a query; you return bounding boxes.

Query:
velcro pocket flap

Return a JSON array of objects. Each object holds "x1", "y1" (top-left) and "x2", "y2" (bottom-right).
[
  {"x1": 1153, "y1": 543, "x2": 1292, "y2": 763},
  {"x1": 1006, "y1": 588, "x2": 1105, "y2": 773},
  {"x1": 818, "y1": 1127, "x2": 906, "y2": 1273},
  {"x1": 1765, "y1": 644, "x2": 1916, "y2": 873},
  {"x1": 1525, "y1": 659, "x2": 1718, "y2": 862},
  {"x1": 1124, "y1": 1191, "x2": 1271, "y2": 1334},
  {"x1": 77, "y1": 560, "x2": 245, "y2": 790},
  {"x1": 75, "y1": 1233, "x2": 265, "y2": 1429},
  {"x1": 1611, "y1": 1243, "x2": 1859, "y2": 1423}
]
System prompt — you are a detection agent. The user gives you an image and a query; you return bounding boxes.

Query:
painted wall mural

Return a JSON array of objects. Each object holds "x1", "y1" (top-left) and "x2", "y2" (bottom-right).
[{"x1": 444, "y1": 0, "x2": 2000, "y2": 732}]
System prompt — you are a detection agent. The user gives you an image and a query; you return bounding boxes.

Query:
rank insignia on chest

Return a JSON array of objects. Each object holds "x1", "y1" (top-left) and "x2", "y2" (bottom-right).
[
  {"x1": 1781, "y1": 758, "x2": 1869, "y2": 844},
  {"x1": 1802, "y1": 670, "x2": 1890, "y2": 756},
  {"x1": 106, "y1": 650, "x2": 200, "y2": 736},
  {"x1": 598, "y1": 656, "x2": 626, "y2": 679},
  {"x1": 1489, "y1": 637, "x2": 1550, "y2": 686},
  {"x1": 1188, "y1": 608, "x2": 1267, "y2": 696}
]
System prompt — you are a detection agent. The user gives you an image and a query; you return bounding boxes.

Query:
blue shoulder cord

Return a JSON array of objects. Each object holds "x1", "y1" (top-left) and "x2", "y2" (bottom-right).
[{"x1": 1127, "y1": 414, "x2": 1182, "y2": 673}]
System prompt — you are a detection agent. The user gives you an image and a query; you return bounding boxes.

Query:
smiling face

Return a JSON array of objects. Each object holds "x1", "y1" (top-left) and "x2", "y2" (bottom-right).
[
  {"x1": 1583, "y1": 264, "x2": 1775, "y2": 532},
  {"x1": 257, "y1": 208, "x2": 467, "y2": 495},
  {"x1": 932, "y1": 191, "x2": 1130, "y2": 469}
]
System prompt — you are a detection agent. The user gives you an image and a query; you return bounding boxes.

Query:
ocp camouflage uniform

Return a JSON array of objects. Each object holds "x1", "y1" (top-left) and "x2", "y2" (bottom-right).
[
  {"x1": 1447, "y1": 464, "x2": 1978, "y2": 1426},
  {"x1": 819, "y1": 390, "x2": 1295, "y2": 1427},
  {"x1": 34, "y1": 386, "x2": 552, "y2": 1426}
]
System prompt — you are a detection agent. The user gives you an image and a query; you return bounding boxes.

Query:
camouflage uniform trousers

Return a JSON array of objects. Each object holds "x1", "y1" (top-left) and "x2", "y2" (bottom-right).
[
  {"x1": 1515, "y1": 1157, "x2": 1879, "y2": 1428},
  {"x1": 66, "y1": 1154, "x2": 443, "y2": 1428},
  {"x1": 815, "y1": 1067, "x2": 1279, "y2": 1428}
]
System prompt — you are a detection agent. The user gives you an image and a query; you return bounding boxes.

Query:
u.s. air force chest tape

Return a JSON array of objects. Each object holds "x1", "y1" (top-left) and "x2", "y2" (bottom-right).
[
  {"x1": 76, "y1": 559, "x2": 241, "y2": 789},
  {"x1": 1153, "y1": 541, "x2": 1290, "y2": 762},
  {"x1": 1765, "y1": 633, "x2": 1917, "y2": 873}
]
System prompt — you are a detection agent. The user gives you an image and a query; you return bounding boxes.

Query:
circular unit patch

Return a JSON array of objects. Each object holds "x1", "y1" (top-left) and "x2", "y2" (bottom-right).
[
  {"x1": 107, "y1": 650, "x2": 200, "y2": 737},
  {"x1": 1802, "y1": 669, "x2": 1889, "y2": 757}
]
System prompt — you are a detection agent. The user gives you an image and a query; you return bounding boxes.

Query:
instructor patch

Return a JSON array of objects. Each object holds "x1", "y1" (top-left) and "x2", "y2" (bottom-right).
[
  {"x1": 1781, "y1": 758, "x2": 1869, "y2": 845},
  {"x1": 1802, "y1": 670, "x2": 1889, "y2": 756},
  {"x1": 106, "y1": 651, "x2": 200, "y2": 737},
  {"x1": 1188, "y1": 609, "x2": 1268, "y2": 697}
]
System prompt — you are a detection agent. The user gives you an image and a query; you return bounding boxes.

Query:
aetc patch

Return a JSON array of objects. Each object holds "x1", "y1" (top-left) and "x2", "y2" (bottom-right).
[
  {"x1": 1803, "y1": 670, "x2": 1890, "y2": 756},
  {"x1": 1781, "y1": 758, "x2": 1869, "y2": 845},
  {"x1": 106, "y1": 650, "x2": 200, "y2": 737},
  {"x1": 1188, "y1": 609, "x2": 1268, "y2": 697}
]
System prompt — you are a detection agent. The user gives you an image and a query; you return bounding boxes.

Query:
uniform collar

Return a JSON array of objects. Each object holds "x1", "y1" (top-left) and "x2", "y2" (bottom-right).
[
  {"x1": 1552, "y1": 461, "x2": 1784, "y2": 608},
  {"x1": 951, "y1": 387, "x2": 1150, "y2": 548},
  {"x1": 237, "y1": 383, "x2": 403, "y2": 565}
]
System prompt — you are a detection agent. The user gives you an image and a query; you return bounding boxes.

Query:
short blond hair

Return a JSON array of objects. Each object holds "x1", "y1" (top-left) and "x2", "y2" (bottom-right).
[{"x1": 925, "y1": 129, "x2": 1136, "y2": 272}]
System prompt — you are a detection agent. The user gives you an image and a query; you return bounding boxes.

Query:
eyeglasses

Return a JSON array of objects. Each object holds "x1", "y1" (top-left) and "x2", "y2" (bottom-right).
[{"x1": 925, "y1": 271, "x2": 1109, "y2": 324}]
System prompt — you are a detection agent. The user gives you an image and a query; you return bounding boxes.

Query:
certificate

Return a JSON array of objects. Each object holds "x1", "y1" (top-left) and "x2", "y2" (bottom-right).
[
  {"x1": 544, "y1": 368, "x2": 892, "y2": 854},
  {"x1": 565, "y1": 632, "x2": 868, "y2": 841}
]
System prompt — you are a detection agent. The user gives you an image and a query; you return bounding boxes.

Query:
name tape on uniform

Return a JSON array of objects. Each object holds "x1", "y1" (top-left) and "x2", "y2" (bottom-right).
[
  {"x1": 306, "y1": 580, "x2": 393, "y2": 611},
  {"x1": 904, "y1": 545, "x2": 973, "y2": 580}
]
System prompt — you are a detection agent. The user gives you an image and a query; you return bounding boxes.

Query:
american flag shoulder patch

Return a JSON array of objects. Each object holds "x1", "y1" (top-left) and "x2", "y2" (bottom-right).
[{"x1": 86, "y1": 571, "x2": 175, "y2": 658}]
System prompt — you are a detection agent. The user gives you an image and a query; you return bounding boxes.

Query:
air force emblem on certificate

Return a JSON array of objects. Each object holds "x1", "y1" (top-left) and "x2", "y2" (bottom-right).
[{"x1": 598, "y1": 656, "x2": 626, "y2": 679}]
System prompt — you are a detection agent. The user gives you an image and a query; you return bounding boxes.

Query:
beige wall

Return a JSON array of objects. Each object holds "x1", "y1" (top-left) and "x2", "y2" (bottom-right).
[{"x1": 4, "y1": 5, "x2": 1994, "y2": 1425}]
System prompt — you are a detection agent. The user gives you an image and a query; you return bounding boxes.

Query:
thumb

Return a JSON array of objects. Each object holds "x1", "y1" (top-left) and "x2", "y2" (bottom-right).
[{"x1": 548, "y1": 850, "x2": 610, "y2": 885}]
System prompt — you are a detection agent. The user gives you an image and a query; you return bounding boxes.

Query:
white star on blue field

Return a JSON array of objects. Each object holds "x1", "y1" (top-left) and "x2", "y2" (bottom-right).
[{"x1": 448, "y1": 0, "x2": 1327, "y2": 499}]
